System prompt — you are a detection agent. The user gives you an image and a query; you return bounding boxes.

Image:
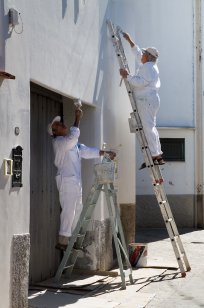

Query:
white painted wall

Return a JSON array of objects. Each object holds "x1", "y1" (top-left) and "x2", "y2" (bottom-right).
[
  {"x1": 120, "y1": 0, "x2": 196, "y2": 196},
  {"x1": 0, "y1": 0, "x2": 203, "y2": 305},
  {"x1": 0, "y1": 1, "x2": 136, "y2": 305},
  {"x1": 107, "y1": 0, "x2": 196, "y2": 198},
  {"x1": 136, "y1": 128, "x2": 195, "y2": 195}
]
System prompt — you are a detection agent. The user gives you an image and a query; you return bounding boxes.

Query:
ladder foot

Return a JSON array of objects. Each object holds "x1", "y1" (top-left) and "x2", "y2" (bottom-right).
[
  {"x1": 187, "y1": 266, "x2": 191, "y2": 272},
  {"x1": 181, "y1": 272, "x2": 186, "y2": 278},
  {"x1": 130, "y1": 277, "x2": 135, "y2": 285}
]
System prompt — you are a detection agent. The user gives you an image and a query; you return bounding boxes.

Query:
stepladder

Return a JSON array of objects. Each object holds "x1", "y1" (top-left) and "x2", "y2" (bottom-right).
[
  {"x1": 54, "y1": 157, "x2": 134, "y2": 289},
  {"x1": 107, "y1": 19, "x2": 191, "y2": 277}
]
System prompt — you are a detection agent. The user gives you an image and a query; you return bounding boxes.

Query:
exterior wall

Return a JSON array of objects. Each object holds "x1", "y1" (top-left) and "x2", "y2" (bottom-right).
[
  {"x1": 1, "y1": 0, "x2": 204, "y2": 306},
  {"x1": 137, "y1": 129, "x2": 195, "y2": 196},
  {"x1": 0, "y1": 1, "x2": 136, "y2": 306},
  {"x1": 0, "y1": 0, "x2": 30, "y2": 307},
  {"x1": 130, "y1": 0, "x2": 201, "y2": 227},
  {"x1": 137, "y1": 128, "x2": 195, "y2": 227}
]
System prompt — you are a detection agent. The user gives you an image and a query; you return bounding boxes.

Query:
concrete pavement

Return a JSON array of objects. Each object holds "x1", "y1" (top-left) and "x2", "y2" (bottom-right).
[{"x1": 28, "y1": 228, "x2": 204, "y2": 308}]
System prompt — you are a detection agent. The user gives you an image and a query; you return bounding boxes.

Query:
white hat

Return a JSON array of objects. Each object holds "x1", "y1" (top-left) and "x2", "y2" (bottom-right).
[
  {"x1": 47, "y1": 116, "x2": 61, "y2": 135},
  {"x1": 142, "y1": 47, "x2": 159, "y2": 58}
]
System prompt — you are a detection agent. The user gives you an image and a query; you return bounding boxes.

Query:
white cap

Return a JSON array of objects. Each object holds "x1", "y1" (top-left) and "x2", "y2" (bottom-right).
[
  {"x1": 47, "y1": 116, "x2": 61, "y2": 136},
  {"x1": 142, "y1": 47, "x2": 159, "y2": 58}
]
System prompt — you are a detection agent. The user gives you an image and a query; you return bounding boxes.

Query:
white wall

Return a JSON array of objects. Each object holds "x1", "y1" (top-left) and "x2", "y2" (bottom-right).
[
  {"x1": 107, "y1": 0, "x2": 196, "y2": 198},
  {"x1": 0, "y1": 1, "x2": 136, "y2": 305},
  {"x1": 0, "y1": 1, "x2": 30, "y2": 306},
  {"x1": 136, "y1": 128, "x2": 195, "y2": 195},
  {"x1": 124, "y1": 0, "x2": 196, "y2": 196},
  {"x1": 121, "y1": 0, "x2": 194, "y2": 127},
  {"x1": 1, "y1": 0, "x2": 201, "y2": 305}
]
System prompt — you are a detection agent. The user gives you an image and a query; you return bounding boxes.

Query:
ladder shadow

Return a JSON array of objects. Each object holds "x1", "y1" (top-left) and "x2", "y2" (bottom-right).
[
  {"x1": 134, "y1": 271, "x2": 183, "y2": 285},
  {"x1": 91, "y1": 270, "x2": 183, "y2": 297}
]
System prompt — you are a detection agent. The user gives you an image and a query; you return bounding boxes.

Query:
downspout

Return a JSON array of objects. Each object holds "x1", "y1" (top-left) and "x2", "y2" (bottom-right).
[{"x1": 194, "y1": 0, "x2": 204, "y2": 227}]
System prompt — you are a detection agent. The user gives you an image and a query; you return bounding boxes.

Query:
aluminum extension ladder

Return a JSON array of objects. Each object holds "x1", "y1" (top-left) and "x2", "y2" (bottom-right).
[
  {"x1": 54, "y1": 161, "x2": 134, "y2": 289},
  {"x1": 107, "y1": 19, "x2": 191, "y2": 277}
]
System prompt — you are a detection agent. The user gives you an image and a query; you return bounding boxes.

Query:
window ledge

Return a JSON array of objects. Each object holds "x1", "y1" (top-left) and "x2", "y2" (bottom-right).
[{"x1": 158, "y1": 126, "x2": 195, "y2": 130}]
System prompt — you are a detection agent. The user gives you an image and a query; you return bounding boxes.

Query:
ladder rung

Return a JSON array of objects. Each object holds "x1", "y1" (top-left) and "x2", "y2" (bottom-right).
[
  {"x1": 159, "y1": 200, "x2": 167, "y2": 205},
  {"x1": 63, "y1": 264, "x2": 75, "y2": 278},
  {"x1": 82, "y1": 218, "x2": 91, "y2": 224},
  {"x1": 171, "y1": 236, "x2": 179, "y2": 241},
  {"x1": 77, "y1": 233, "x2": 85, "y2": 238},
  {"x1": 88, "y1": 203, "x2": 97, "y2": 207},
  {"x1": 166, "y1": 218, "x2": 173, "y2": 223},
  {"x1": 64, "y1": 264, "x2": 74, "y2": 270}
]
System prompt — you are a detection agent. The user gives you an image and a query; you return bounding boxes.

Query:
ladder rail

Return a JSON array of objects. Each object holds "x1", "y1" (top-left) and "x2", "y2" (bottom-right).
[
  {"x1": 156, "y1": 186, "x2": 191, "y2": 270},
  {"x1": 104, "y1": 184, "x2": 129, "y2": 289},
  {"x1": 54, "y1": 184, "x2": 102, "y2": 282},
  {"x1": 54, "y1": 181, "x2": 134, "y2": 288}
]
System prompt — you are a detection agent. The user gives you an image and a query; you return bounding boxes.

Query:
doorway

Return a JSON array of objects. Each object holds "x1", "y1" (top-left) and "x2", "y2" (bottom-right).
[{"x1": 30, "y1": 83, "x2": 63, "y2": 283}]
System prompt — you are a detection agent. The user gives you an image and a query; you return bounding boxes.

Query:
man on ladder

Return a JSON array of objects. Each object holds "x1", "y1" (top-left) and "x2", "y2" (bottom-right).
[
  {"x1": 53, "y1": 123, "x2": 134, "y2": 289},
  {"x1": 107, "y1": 19, "x2": 191, "y2": 277},
  {"x1": 119, "y1": 32, "x2": 165, "y2": 170},
  {"x1": 47, "y1": 102, "x2": 115, "y2": 251}
]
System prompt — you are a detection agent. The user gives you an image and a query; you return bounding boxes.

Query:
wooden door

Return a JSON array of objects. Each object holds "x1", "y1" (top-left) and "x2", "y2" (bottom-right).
[{"x1": 30, "y1": 83, "x2": 63, "y2": 283}]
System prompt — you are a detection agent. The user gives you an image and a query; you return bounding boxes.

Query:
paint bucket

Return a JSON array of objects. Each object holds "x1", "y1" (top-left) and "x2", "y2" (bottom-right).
[{"x1": 128, "y1": 243, "x2": 148, "y2": 267}]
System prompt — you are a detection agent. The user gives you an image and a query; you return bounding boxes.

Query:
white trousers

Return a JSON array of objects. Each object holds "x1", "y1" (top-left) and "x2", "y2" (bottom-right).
[
  {"x1": 56, "y1": 175, "x2": 83, "y2": 237},
  {"x1": 136, "y1": 94, "x2": 162, "y2": 157}
]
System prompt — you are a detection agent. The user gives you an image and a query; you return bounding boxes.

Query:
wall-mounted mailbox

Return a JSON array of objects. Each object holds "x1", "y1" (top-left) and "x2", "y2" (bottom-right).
[{"x1": 12, "y1": 146, "x2": 23, "y2": 187}]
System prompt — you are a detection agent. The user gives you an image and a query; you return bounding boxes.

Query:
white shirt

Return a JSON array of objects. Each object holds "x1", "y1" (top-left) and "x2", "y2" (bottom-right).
[
  {"x1": 127, "y1": 45, "x2": 160, "y2": 98},
  {"x1": 52, "y1": 126, "x2": 100, "y2": 181}
]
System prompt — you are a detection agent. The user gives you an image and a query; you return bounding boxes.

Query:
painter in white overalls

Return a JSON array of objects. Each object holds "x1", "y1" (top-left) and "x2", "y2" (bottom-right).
[
  {"x1": 47, "y1": 109, "x2": 115, "y2": 250},
  {"x1": 119, "y1": 32, "x2": 165, "y2": 168}
]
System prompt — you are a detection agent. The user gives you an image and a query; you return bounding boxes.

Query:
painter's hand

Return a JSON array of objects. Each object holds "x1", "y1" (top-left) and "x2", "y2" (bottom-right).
[
  {"x1": 119, "y1": 68, "x2": 129, "y2": 79},
  {"x1": 99, "y1": 150, "x2": 116, "y2": 160},
  {"x1": 75, "y1": 108, "x2": 83, "y2": 119},
  {"x1": 123, "y1": 32, "x2": 131, "y2": 42},
  {"x1": 73, "y1": 108, "x2": 83, "y2": 127}
]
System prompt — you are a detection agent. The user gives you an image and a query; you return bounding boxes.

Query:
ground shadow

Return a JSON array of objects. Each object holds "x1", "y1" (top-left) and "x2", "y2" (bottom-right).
[{"x1": 135, "y1": 228, "x2": 199, "y2": 243}]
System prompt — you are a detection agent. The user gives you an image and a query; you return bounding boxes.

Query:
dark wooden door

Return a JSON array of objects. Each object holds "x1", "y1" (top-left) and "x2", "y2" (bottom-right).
[{"x1": 30, "y1": 83, "x2": 63, "y2": 283}]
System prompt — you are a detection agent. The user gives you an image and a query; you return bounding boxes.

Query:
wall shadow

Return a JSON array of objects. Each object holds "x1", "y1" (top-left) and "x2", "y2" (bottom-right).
[
  {"x1": 0, "y1": 3, "x2": 12, "y2": 71},
  {"x1": 62, "y1": 0, "x2": 67, "y2": 19},
  {"x1": 74, "y1": 0, "x2": 79, "y2": 24},
  {"x1": 0, "y1": 0, "x2": 5, "y2": 70}
]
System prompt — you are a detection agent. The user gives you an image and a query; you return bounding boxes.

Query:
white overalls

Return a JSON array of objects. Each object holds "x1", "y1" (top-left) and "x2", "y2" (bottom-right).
[
  {"x1": 53, "y1": 127, "x2": 100, "y2": 237},
  {"x1": 127, "y1": 45, "x2": 162, "y2": 157}
]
